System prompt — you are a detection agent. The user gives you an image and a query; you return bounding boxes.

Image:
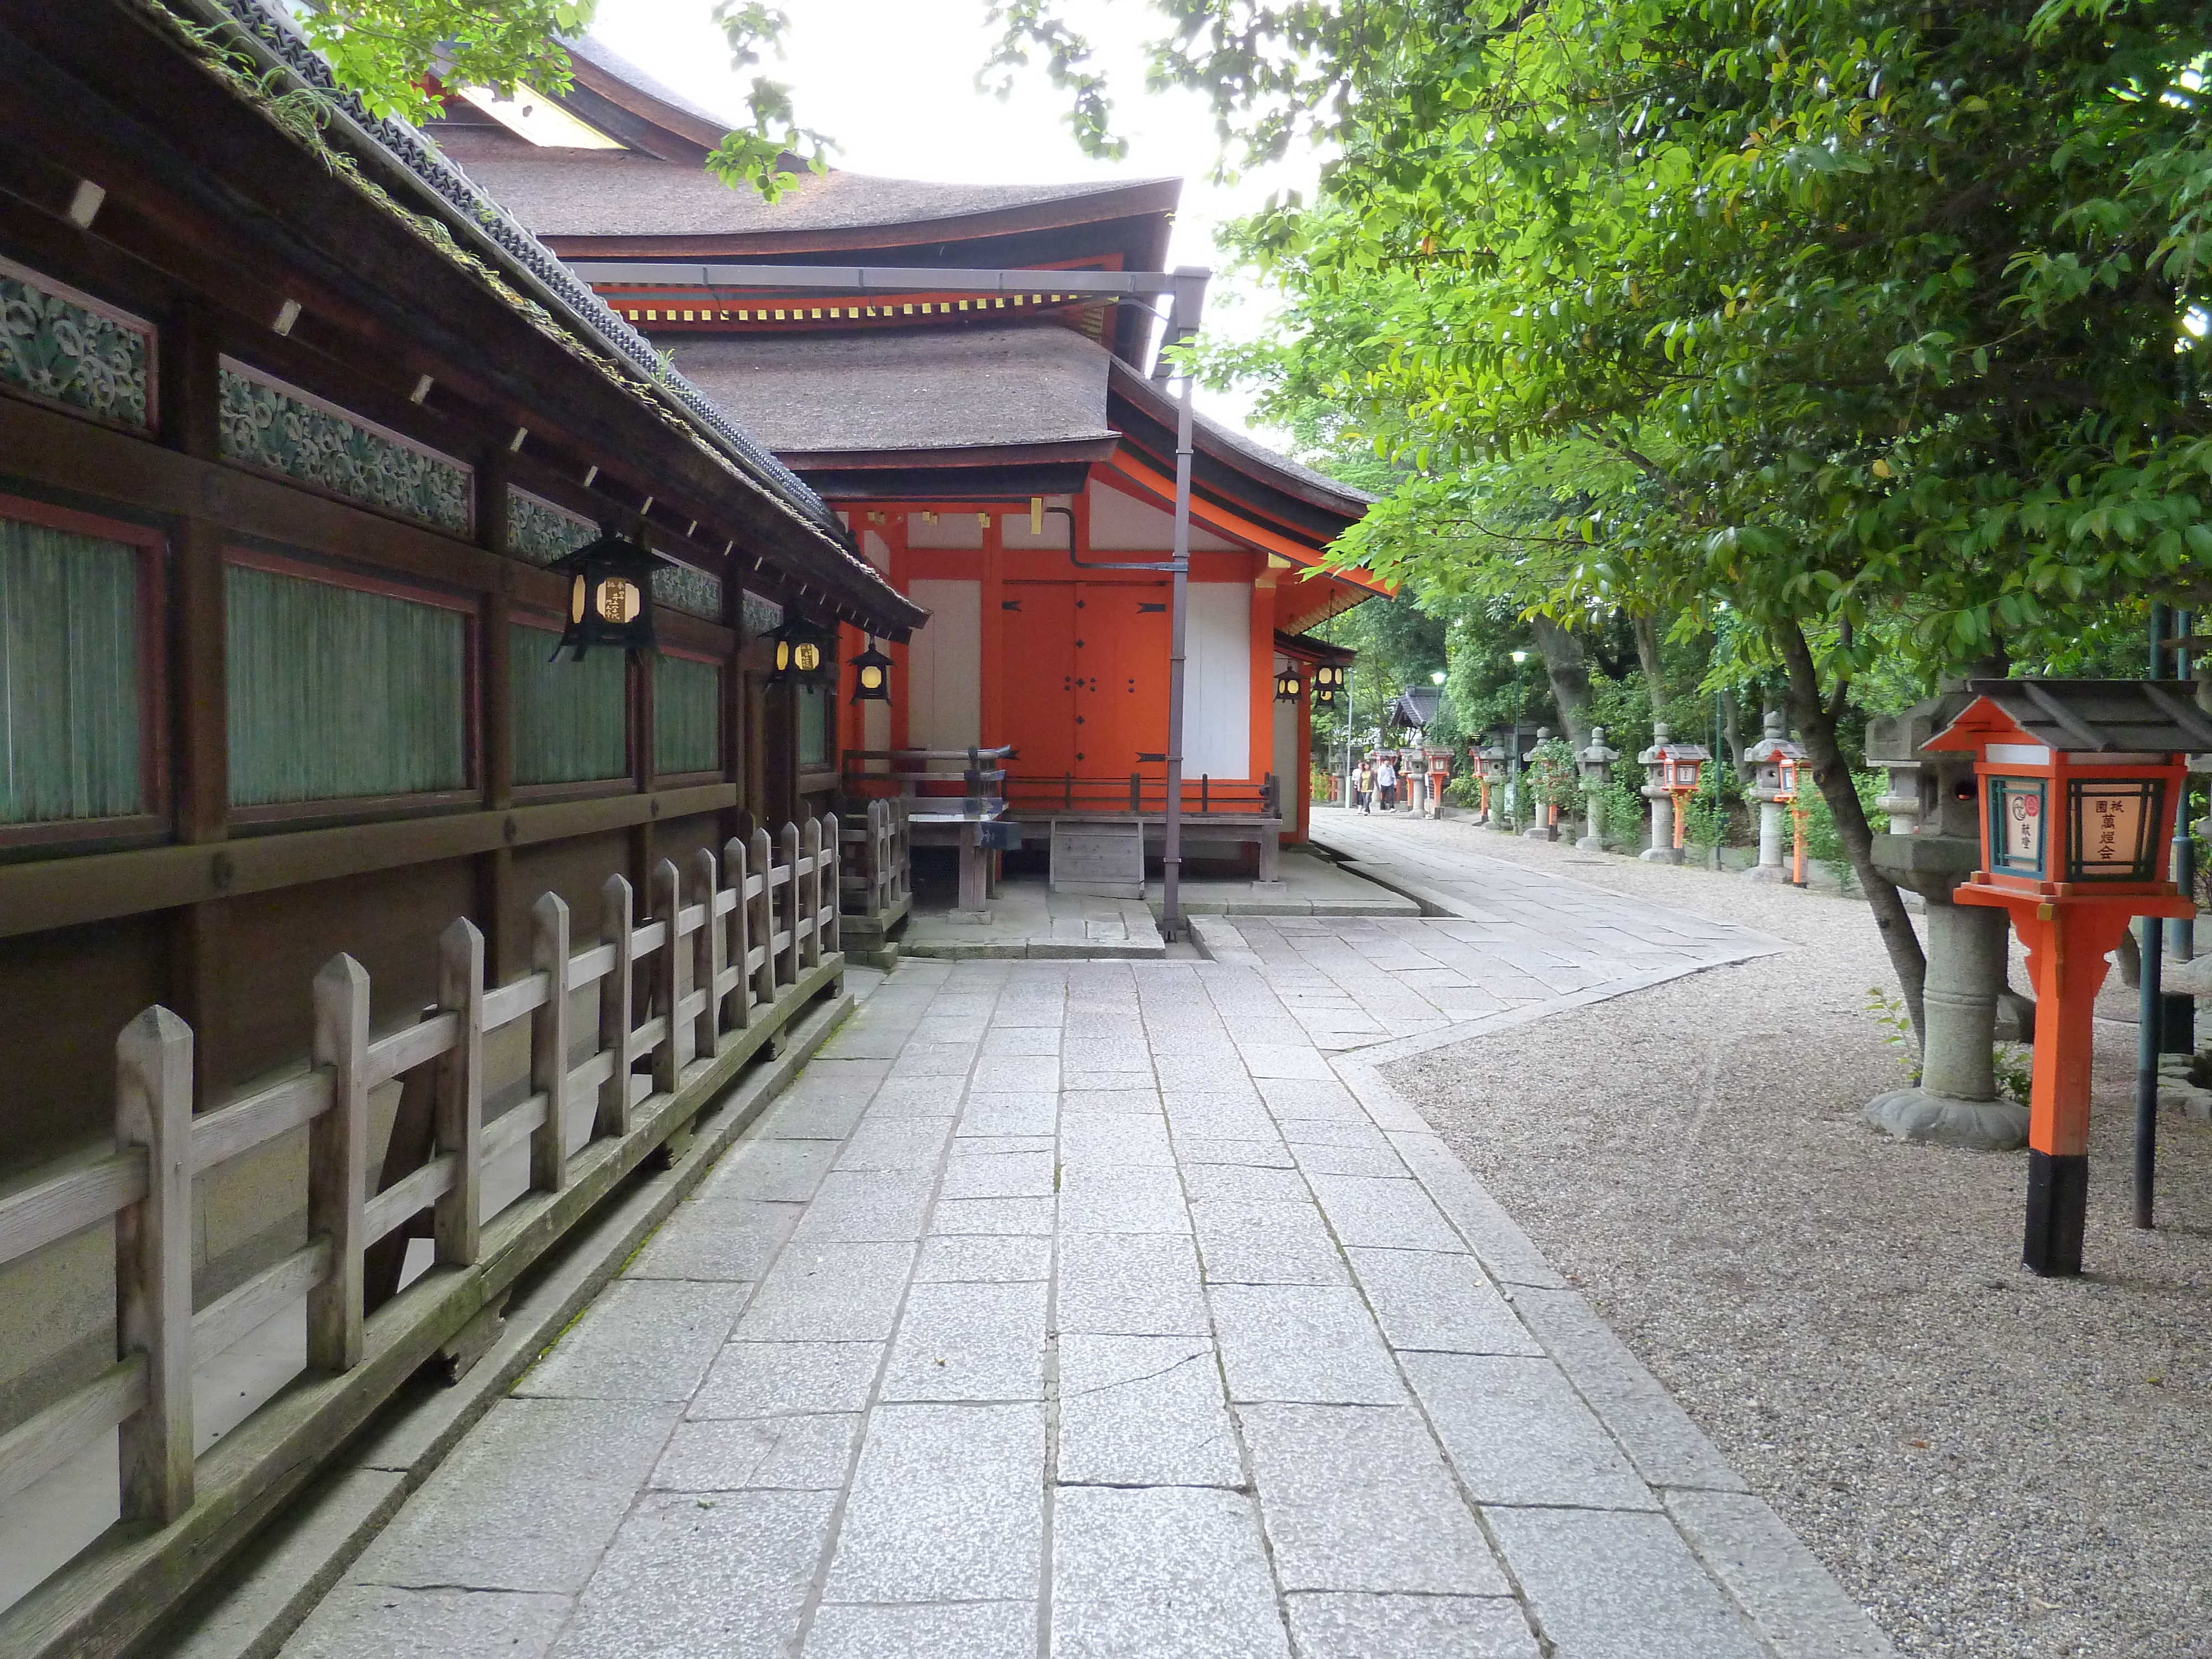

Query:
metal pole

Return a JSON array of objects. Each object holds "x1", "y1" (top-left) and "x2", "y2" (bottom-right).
[
  {"x1": 2136, "y1": 602, "x2": 2169, "y2": 1229},
  {"x1": 2171, "y1": 610, "x2": 2195, "y2": 963},
  {"x1": 1159, "y1": 268, "x2": 1207, "y2": 943}
]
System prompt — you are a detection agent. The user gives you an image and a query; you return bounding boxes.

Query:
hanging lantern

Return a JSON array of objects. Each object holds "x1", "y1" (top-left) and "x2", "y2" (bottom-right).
[
  {"x1": 546, "y1": 526, "x2": 659, "y2": 660},
  {"x1": 849, "y1": 638, "x2": 895, "y2": 704},
  {"x1": 1275, "y1": 665, "x2": 1304, "y2": 702},
  {"x1": 767, "y1": 615, "x2": 834, "y2": 686}
]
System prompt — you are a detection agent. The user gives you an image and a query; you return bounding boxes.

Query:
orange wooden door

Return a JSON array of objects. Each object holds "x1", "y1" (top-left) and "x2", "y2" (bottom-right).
[
  {"x1": 1076, "y1": 581, "x2": 1171, "y2": 781},
  {"x1": 1000, "y1": 581, "x2": 1077, "y2": 780}
]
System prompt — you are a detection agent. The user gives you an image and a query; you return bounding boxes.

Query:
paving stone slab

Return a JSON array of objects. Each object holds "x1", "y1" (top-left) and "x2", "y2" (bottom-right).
[
  {"x1": 979, "y1": 1025, "x2": 1063, "y2": 1056},
  {"x1": 880, "y1": 1280, "x2": 1049, "y2": 1402},
  {"x1": 1060, "y1": 1112, "x2": 1176, "y2": 1168},
  {"x1": 1057, "y1": 1163, "x2": 1191, "y2": 1234},
  {"x1": 1209, "y1": 1284, "x2": 1405, "y2": 1405},
  {"x1": 1663, "y1": 1490, "x2": 1901, "y2": 1659},
  {"x1": 914, "y1": 1233, "x2": 1052, "y2": 1284},
  {"x1": 1172, "y1": 1134, "x2": 1293, "y2": 1168},
  {"x1": 1056, "y1": 1230, "x2": 1211, "y2": 1336},
  {"x1": 929, "y1": 1195, "x2": 1058, "y2": 1235},
  {"x1": 1384, "y1": 1132, "x2": 1567, "y2": 1288},
  {"x1": 1180, "y1": 1162, "x2": 1310, "y2": 1203},
  {"x1": 1283, "y1": 1593, "x2": 1541, "y2": 1659},
  {"x1": 1305, "y1": 1173, "x2": 1467, "y2": 1253},
  {"x1": 823, "y1": 1402, "x2": 1044, "y2": 1603},
  {"x1": 733, "y1": 1241, "x2": 916, "y2": 1342},
  {"x1": 940, "y1": 1146, "x2": 1058, "y2": 1200},
  {"x1": 803, "y1": 1600, "x2": 1036, "y2": 1659},
  {"x1": 1485, "y1": 1506, "x2": 1767, "y2": 1659},
  {"x1": 549, "y1": 1488, "x2": 835, "y2": 1658},
  {"x1": 282, "y1": 1583, "x2": 573, "y2": 1659},
  {"x1": 956, "y1": 1093, "x2": 1060, "y2": 1137},
  {"x1": 785, "y1": 1171, "x2": 937, "y2": 1244},
  {"x1": 691, "y1": 1341, "x2": 884, "y2": 1418},
  {"x1": 1050, "y1": 1486, "x2": 1291, "y2": 1659},
  {"x1": 863, "y1": 1075, "x2": 968, "y2": 1118},
  {"x1": 650, "y1": 1413, "x2": 860, "y2": 1492},
  {"x1": 1238, "y1": 1400, "x2": 1509, "y2": 1597},
  {"x1": 1056, "y1": 1333, "x2": 1241, "y2": 1486},
  {"x1": 1402, "y1": 1352, "x2": 1655, "y2": 1511},
  {"x1": 834, "y1": 1117, "x2": 956, "y2": 1172},
  {"x1": 350, "y1": 1397, "x2": 680, "y2": 1594},
  {"x1": 1190, "y1": 1198, "x2": 1352, "y2": 1286},
  {"x1": 513, "y1": 1280, "x2": 750, "y2": 1402},
  {"x1": 625, "y1": 1199, "x2": 797, "y2": 1281},
  {"x1": 1510, "y1": 1285, "x2": 1749, "y2": 1494},
  {"x1": 1347, "y1": 1246, "x2": 1543, "y2": 1357},
  {"x1": 700, "y1": 1136, "x2": 842, "y2": 1202}
]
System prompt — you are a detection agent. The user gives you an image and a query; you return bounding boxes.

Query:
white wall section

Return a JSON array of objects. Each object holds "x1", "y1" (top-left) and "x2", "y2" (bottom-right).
[
  {"x1": 905, "y1": 578, "x2": 981, "y2": 750},
  {"x1": 1185, "y1": 582, "x2": 1250, "y2": 778}
]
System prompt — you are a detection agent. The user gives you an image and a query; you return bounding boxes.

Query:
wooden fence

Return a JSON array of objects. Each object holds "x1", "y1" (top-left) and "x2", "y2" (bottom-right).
[
  {"x1": 838, "y1": 797, "x2": 912, "y2": 929},
  {"x1": 0, "y1": 815, "x2": 844, "y2": 1649}
]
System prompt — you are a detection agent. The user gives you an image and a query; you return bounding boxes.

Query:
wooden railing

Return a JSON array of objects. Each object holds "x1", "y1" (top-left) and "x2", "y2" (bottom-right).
[
  {"x1": 0, "y1": 815, "x2": 841, "y2": 1543},
  {"x1": 1005, "y1": 772, "x2": 1282, "y2": 818},
  {"x1": 838, "y1": 797, "x2": 912, "y2": 925}
]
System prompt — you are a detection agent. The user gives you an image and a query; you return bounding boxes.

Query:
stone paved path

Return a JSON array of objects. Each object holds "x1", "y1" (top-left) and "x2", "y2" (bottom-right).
[{"x1": 283, "y1": 819, "x2": 1888, "y2": 1659}]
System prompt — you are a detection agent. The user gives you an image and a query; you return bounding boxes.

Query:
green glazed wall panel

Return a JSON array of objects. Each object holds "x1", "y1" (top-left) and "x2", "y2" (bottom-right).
[
  {"x1": 797, "y1": 684, "x2": 832, "y2": 769},
  {"x1": 227, "y1": 565, "x2": 468, "y2": 806},
  {"x1": 0, "y1": 518, "x2": 142, "y2": 824},
  {"x1": 513, "y1": 623, "x2": 629, "y2": 785},
  {"x1": 655, "y1": 655, "x2": 721, "y2": 776}
]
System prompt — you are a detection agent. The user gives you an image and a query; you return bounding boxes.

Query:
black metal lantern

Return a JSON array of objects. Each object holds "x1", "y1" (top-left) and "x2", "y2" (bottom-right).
[
  {"x1": 546, "y1": 526, "x2": 659, "y2": 660},
  {"x1": 1275, "y1": 665, "x2": 1303, "y2": 702},
  {"x1": 850, "y1": 638, "x2": 894, "y2": 705},
  {"x1": 767, "y1": 615, "x2": 834, "y2": 686}
]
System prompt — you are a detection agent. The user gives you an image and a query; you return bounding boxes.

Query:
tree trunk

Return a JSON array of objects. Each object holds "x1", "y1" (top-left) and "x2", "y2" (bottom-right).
[
  {"x1": 1530, "y1": 614, "x2": 1593, "y2": 747},
  {"x1": 1720, "y1": 686, "x2": 1750, "y2": 784},
  {"x1": 1777, "y1": 618, "x2": 1929, "y2": 1041},
  {"x1": 1632, "y1": 611, "x2": 1668, "y2": 710}
]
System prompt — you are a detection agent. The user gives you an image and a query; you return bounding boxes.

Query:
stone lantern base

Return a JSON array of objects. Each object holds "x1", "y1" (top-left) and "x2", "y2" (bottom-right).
[
  {"x1": 1741, "y1": 862, "x2": 1792, "y2": 884},
  {"x1": 1863, "y1": 1088, "x2": 2028, "y2": 1151},
  {"x1": 1639, "y1": 845, "x2": 1684, "y2": 865}
]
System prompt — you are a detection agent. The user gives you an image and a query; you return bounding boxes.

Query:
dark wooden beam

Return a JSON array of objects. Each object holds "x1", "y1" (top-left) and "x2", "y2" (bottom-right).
[{"x1": 0, "y1": 783, "x2": 740, "y2": 942}]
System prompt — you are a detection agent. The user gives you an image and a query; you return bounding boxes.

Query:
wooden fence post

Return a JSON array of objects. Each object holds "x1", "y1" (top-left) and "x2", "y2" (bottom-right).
[
  {"x1": 529, "y1": 893, "x2": 571, "y2": 1192},
  {"x1": 779, "y1": 820, "x2": 802, "y2": 985},
  {"x1": 750, "y1": 827, "x2": 776, "y2": 1009},
  {"x1": 800, "y1": 817, "x2": 823, "y2": 971},
  {"x1": 894, "y1": 799, "x2": 912, "y2": 902},
  {"x1": 598, "y1": 874, "x2": 635, "y2": 1138},
  {"x1": 308, "y1": 955, "x2": 369, "y2": 1371},
  {"x1": 114, "y1": 1005, "x2": 194, "y2": 1524},
  {"x1": 435, "y1": 918, "x2": 484, "y2": 1267},
  {"x1": 652, "y1": 858, "x2": 686, "y2": 1094},
  {"x1": 821, "y1": 813, "x2": 842, "y2": 958},
  {"x1": 724, "y1": 836, "x2": 753, "y2": 1032},
  {"x1": 692, "y1": 846, "x2": 722, "y2": 1057}
]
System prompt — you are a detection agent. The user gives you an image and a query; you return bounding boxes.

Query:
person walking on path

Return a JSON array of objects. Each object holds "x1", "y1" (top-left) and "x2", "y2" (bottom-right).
[
  {"x1": 1356, "y1": 758, "x2": 1375, "y2": 812},
  {"x1": 1376, "y1": 753, "x2": 1399, "y2": 812}
]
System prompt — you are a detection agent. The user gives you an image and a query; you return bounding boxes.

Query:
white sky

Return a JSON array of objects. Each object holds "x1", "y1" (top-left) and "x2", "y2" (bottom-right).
[{"x1": 584, "y1": 0, "x2": 1318, "y2": 438}]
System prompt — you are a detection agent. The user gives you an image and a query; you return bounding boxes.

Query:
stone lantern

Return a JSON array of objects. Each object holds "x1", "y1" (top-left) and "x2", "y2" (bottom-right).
[
  {"x1": 1470, "y1": 743, "x2": 1505, "y2": 824},
  {"x1": 1575, "y1": 726, "x2": 1620, "y2": 851},
  {"x1": 1741, "y1": 711, "x2": 1807, "y2": 881},
  {"x1": 1636, "y1": 725, "x2": 1709, "y2": 862},
  {"x1": 1862, "y1": 685, "x2": 2030, "y2": 1155},
  {"x1": 1423, "y1": 745, "x2": 1452, "y2": 818},
  {"x1": 1521, "y1": 727, "x2": 1558, "y2": 838}
]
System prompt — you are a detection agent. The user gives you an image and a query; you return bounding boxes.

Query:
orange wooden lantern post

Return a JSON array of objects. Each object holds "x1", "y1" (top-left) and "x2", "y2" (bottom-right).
[
  {"x1": 1926, "y1": 682, "x2": 2209, "y2": 1275},
  {"x1": 1776, "y1": 752, "x2": 1810, "y2": 885},
  {"x1": 1472, "y1": 743, "x2": 1506, "y2": 826},
  {"x1": 1664, "y1": 742, "x2": 1709, "y2": 852}
]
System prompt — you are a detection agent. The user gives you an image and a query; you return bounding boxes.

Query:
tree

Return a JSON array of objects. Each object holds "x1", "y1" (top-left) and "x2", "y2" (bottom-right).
[{"x1": 1199, "y1": 0, "x2": 2212, "y2": 1038}]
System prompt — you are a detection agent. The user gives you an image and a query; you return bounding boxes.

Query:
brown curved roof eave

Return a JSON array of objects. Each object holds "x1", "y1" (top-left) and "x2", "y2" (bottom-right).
[
  {"x1": 533, "y1": 180, "x2": 1185, "y2": 261},
  {"x1": 1105, "y1": 358, "x2": 1374, "y2": 524}
]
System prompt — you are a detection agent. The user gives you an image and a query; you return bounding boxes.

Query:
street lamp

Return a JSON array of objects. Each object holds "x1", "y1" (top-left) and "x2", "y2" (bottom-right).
[
  {"x1": 1431, "y1": 670, "x2": 1447, "y2": 686},
  {"x1": 1509, "y1": 650, "x2": 1528, "y2": 665}
]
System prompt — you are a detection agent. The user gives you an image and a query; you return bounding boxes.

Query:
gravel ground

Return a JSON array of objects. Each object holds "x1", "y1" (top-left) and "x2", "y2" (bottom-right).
[{"x1": 1380, "y1": 819, "x2": 2212, "y2": 1659}]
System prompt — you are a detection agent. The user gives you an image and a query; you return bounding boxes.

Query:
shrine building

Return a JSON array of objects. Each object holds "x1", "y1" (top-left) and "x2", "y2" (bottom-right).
[{"x1": 426, "y1": 40, "x2": 1386, "y2": 859}]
